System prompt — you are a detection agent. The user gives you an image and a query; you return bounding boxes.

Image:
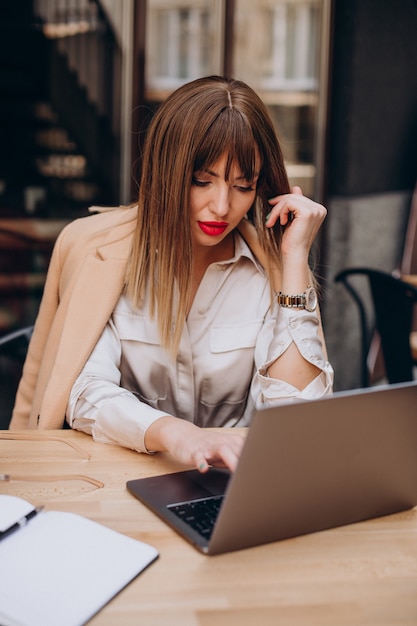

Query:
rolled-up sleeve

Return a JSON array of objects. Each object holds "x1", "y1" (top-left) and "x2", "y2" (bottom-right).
[
  {"x1": 252, "y1": 304, "x2": 334, "y2": 407},
  {"x1": 66, "y1": 320, "x2": 169, "y2": 452}
]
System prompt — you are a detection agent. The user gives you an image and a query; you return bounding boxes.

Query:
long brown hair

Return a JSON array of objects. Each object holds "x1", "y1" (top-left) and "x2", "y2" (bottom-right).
[{"x1": 126, "y1": 75, "x2": 290, "y2": 355}]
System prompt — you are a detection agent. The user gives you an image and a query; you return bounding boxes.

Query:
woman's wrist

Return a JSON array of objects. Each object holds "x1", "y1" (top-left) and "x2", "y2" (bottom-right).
[
  {"x1": 144, "y1": 415, "x2": 198, "y2": 453},
  {"x1": 275, "y1": 268, "x2": 311, "y2": 295},
  {"x1": 144, "y1": 415, "x2": 178, "y2": 452}
]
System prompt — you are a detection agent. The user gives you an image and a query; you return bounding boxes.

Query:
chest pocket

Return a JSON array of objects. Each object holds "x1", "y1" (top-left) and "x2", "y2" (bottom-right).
[
  {"x1": 199, "y1": 320, "x2": 262, "y2": 415},
  {"x1": 114, "y1": 313, "x2": 168, "y2": 405}
]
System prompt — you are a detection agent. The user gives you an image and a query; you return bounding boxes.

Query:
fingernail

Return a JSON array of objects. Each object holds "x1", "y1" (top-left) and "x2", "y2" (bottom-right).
[
  {"x1": 199, "y1": 462, "x2": 206, "y2": 471},
  {"x1": 265, "y1": 212, "x2": 271, "y2": 222}
]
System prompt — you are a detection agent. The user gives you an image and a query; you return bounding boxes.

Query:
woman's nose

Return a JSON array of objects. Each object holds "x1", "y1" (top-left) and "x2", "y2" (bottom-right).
[{"x1": 210, "y1": 186, "x2": 230, "y2": 217}]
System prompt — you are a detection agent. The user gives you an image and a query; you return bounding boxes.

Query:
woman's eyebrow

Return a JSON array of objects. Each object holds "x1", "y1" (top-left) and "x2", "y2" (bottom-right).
[
  {"x1": 199, "y1": 167, "x2": 219, "y2": 177},
  {"x1": 196, "y1": 168, "x2": 260, "y2": 180},
  {"x1": 236, "y1": 172, "x2": 260, "y2": 181}
]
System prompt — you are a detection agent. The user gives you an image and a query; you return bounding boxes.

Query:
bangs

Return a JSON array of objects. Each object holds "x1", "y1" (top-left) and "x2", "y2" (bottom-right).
[{"x1": 193, "y1": 108, "x2": 260, "y2": 181}]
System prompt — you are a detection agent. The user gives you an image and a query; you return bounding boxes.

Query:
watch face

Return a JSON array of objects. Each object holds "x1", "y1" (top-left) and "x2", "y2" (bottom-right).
[{"x1": 305, "y1": 287, "x2": 318, "y2": 311}]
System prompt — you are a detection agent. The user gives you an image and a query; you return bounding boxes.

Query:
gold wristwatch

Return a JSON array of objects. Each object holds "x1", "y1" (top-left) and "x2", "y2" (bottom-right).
[{"x1": 276, "y1": 285, "x2": 318, "y2": 312}]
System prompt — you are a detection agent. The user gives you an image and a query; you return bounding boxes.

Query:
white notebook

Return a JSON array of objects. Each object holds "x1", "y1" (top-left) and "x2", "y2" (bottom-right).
[{"x1": 0, "y1": 495, "x2": 158, "y2": 626}]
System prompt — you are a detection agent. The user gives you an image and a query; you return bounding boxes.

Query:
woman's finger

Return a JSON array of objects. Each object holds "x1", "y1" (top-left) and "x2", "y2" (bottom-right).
[
  {"x1": 196, "y1": 456, "x2": 210, "y2": 473},
  {"x1": 193, "y1": 435, "x2": 244, "y2": 473}
]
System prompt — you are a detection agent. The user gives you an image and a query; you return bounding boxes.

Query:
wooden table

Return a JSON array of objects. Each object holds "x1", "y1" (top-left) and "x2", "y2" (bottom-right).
[{"x1": 1, "y1": 430, "x2": 417, "y2": 625}]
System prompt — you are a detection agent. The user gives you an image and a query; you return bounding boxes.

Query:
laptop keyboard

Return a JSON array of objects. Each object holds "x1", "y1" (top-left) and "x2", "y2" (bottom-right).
[{"x1": 168, "y1": 495, "x2": 224, "y2": 539}]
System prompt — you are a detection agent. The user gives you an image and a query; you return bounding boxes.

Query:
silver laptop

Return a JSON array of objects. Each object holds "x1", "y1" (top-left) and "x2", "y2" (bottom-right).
[{"x1": 127, "y1": 381, "x2": 417, "y2": 555}]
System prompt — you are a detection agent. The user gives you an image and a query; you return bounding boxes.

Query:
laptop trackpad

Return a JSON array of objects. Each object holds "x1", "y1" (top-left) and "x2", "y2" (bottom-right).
[{"x1": 127, "y1": 468, "x2": 230, "y2": 507}]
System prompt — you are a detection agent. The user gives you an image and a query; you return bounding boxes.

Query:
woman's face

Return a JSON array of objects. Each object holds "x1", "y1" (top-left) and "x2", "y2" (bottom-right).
[{"x1": 189, "y1": 153, "x2": 260, "y2": 252}]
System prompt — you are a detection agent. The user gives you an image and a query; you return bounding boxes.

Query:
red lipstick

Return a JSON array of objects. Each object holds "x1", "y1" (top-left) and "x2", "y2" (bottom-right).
[{"x1": 198, "y1": 221, "x2": 229, "y2": 236}]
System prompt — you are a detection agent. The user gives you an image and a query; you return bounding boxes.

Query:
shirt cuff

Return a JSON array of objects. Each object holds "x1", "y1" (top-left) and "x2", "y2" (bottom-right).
[
  {"x1": 72, "y1": 392, "x2": 170, "y2": 453},
  {"x1": 258, "y1": 368, "x2": 333, "y2": 406}
]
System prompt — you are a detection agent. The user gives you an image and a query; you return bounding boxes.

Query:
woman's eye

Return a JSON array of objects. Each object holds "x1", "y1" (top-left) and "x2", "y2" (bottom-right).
[
  {"x1": 192, "y1": 177, "x2": 210, "y2": 187},
  {"x1": 236, "y1": 184, "x2": 256, "y2": 193}
]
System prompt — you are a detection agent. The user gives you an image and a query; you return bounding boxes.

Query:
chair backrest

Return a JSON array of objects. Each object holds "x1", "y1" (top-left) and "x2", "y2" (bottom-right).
[
  {"x1": 0, "y1": 325, "x2": 34, "y2": 348},
  {"x1": 0, "y1": 325, "x2": 33, "y2": 428},
  {"x1": 400, "y1": 181, "x2": 417, "y2": 275},
  {"x1": 334, "y1": 268, "x2": 417, "y2": 387}
]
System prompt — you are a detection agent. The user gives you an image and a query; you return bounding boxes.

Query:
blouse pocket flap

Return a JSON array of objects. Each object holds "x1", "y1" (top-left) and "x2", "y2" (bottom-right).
[
  {"x1": 113, "y1": 313, "x2": 161, "y2": 345},
  {"x1": 210, "y1": 320, "x2": 262, "y2": 353}
]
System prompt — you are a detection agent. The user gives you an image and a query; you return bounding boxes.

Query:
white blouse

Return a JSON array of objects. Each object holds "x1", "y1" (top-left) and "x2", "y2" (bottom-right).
[{"x1": 67, "y1": 234, "x2": 333, "y2": 451}]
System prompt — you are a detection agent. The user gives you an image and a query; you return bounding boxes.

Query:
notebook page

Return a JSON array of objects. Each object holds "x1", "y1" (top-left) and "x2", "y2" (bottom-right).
[
  {"x1": 0, "y1": 506, "x2": 158, "y2": 626},
  {"x1": 0, "y1": 494, "x2": 35, "y2": 531}
]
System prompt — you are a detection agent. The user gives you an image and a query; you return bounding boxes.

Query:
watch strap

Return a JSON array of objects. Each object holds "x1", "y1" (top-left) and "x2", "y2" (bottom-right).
[
  {"x1": 276, "y1": 285, "x2": 317, "y2": 311},
  {"x1": 276, "y1": 292, "x2": 306, "y2": 309}
]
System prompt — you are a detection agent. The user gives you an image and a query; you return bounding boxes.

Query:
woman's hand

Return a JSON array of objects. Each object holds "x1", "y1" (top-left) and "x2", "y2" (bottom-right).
[
  {"x1": 144, "y1": 416, "x2": 245, "y2": 473},
  {"x1": 266, "y1": 186, "x2": 327, "y2": 262}
]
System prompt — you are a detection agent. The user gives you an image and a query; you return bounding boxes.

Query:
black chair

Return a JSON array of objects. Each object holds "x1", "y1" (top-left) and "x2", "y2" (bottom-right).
[
  {"x1": 0, "y1": 325, "x2": 34, "y2": 348},
  {"x1": 0, "y1": 325, "x2": 33, "y2": 428},
  {"x1": 334, "y1": 268, "x2": 417, "y2": 387}
]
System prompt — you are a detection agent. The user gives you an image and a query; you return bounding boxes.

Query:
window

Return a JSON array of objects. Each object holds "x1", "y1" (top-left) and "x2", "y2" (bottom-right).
[
  {"x1": 146, "y1": 0, "x2": 224, "y2": 98},
  {"x1": 233, "y1": 0, "x2": 327, "y2": 198},
  {"x1": 137, "y1": 0, "x2": 331, "y2": 200},
  {"x1": 260, "y1": 1, "x2": 319, "y2": 91}
]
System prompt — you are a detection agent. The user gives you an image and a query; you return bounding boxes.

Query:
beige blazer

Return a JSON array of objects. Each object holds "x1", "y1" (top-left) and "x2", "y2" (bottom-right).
[{"x1": 10, "y1": 205, "x2": 137, "y2": 429}]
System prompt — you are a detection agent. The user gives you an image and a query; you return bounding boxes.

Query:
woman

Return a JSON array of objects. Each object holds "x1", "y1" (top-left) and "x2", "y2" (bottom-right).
[{"x1": 11, "y1": 76, "x2": 333, "y2": 471}]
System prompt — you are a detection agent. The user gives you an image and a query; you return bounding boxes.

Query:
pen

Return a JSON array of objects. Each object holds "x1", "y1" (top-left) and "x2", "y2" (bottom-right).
[{"x1": 0, "y1": 506, "x2": 44, "y2": 542}]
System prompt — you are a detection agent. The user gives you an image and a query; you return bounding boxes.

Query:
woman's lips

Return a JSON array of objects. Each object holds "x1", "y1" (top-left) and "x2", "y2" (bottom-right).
[{"x1": 198, "y1": 221, "x2": 229, "y2": 236}]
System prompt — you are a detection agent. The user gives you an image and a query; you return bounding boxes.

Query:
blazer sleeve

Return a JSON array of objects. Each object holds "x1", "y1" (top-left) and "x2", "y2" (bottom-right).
[{"x1": 9, "y1": 228, "x2": 64, "y2": 429}]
